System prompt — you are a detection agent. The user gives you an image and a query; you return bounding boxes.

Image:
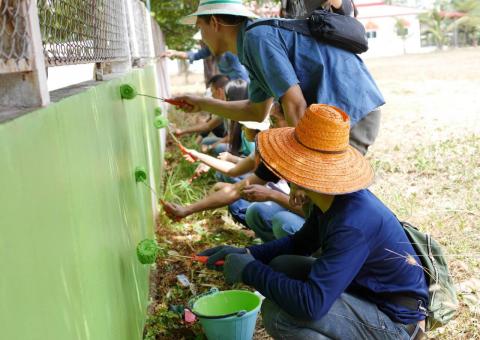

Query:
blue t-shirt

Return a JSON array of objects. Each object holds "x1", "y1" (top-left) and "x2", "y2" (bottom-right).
[
  {"x1": 243, "y1": 189, "x2": 429, "y2": 324},
  {"x1": 236, "y1": 20, "x2": 385, "y2": 125},
  {"x1": 187, "y1": 47, "x2": 249, "y2": 82}
]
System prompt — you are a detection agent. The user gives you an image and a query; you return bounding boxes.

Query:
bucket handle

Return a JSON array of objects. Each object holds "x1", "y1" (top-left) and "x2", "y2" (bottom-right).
[{"x1": 188, "y1": 288, "x2": 247, "y2": 319}]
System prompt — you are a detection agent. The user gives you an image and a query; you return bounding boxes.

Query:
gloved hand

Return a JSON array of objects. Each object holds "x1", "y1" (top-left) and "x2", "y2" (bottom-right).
[
  {"x1": 198, "y1": 245, "x2": 247, "y2": 267},
  {"x1": 224, "y1": 253, "x2": 255, "y2": 285}
]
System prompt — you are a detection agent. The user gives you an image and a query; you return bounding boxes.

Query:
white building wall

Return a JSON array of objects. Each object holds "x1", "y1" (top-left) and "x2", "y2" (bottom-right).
[{"x1": 360, "y1": 14, "x2": 424, "y2": 58}]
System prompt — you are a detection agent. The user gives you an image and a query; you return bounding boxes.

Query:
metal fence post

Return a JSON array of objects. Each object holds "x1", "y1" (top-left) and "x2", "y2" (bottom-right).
[{"x1": 0, "y1": 0, "x2": 49, "y2": 109}]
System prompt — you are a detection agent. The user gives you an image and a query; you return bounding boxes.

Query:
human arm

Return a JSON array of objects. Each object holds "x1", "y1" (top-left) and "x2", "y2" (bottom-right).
[
  {"x1": 162, "y1": 174, "x2": 266, "y2": 220},
  {"x1": 189, "y1": 149, "x2": 255, "y2": 177},
  {"x1": 241, "y1": 185, "x2": 305, "y2": 217},
  {"x1": 173, "y1": 95, "x2": 273, "y2": 123},
  {"x1": 161, "y1": 47, "x2": 211, "y2": 62},
  {"x1": 243, "y1": 227, "x2": 370, "y2": 320},
  {"x1": 176, "y1": 116, "x2": 223, "y2": 136},
  {"x1": 218, "y1": 152, "x2": 243, "y2": 164}
]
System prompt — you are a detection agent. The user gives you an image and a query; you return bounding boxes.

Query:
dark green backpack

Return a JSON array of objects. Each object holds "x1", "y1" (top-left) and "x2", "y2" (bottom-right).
[{"x1": 401, "y1": 221, "x2": 458, "y2": 331}]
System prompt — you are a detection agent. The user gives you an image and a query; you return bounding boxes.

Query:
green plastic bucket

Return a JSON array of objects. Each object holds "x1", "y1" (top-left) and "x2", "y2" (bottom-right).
[{"x1": 191, "y1": 289, "x2": 262, "y2": 340}]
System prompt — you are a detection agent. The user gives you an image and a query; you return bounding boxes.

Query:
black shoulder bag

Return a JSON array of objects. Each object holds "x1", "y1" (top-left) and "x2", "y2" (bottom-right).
[{"x1": 245, "y1": 9, "x2": 368, "y2": 54}]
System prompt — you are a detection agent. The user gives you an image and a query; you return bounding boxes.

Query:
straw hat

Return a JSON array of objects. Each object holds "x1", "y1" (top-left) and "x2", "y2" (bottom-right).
[
  {"x1": 180, "y1": 0, "x2": 258, "y2": 25},
  {"x1": 240, "y1": 117, "x2": 270, "y2": 131},
  {"x1": 256, "y1": 104, "x2": 374, "y2": 195}
]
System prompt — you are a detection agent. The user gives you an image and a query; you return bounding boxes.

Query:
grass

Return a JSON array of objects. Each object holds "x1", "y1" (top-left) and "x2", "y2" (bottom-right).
[{"x1": 145, "y1": 49, "x2": 480, "y2": 339}]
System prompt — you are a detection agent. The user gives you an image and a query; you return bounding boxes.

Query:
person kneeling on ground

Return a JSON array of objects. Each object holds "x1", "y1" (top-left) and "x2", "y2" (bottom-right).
[{"x1": 200, "y1": 104, "x2": 428, "y2": 340}]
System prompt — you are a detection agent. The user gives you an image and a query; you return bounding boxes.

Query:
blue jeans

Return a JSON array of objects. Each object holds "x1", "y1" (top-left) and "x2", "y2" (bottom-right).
[
  {"x1": 215, "y1": 172, "x2": 249, "y2": 184},
  {"x1": 262, "y1": 255, "x2": 411, "y2": 340},
  {"x1": 228, "y1": 199, "x2": 251, "y2": 226},
  {"x1": 245, "y1": 202, "x2": 305, "y2": 242},
  {"x1": 201, "y1": 137, "x2": 228, "y2": 156}
]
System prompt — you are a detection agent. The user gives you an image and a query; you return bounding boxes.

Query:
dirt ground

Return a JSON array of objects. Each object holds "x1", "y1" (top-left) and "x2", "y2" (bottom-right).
[{"x1": 150, "y1": 48, "x2": 480, "y2": 339}]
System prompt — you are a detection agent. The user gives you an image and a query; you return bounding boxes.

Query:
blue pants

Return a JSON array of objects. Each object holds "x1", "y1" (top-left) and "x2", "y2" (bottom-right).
[
  {"x1": 262, "y1": 255, "x2": 412, "y2": 339},
  {"x1": 245, "y1": 201, "x2": 305, "y2": 242},
  {"x1": 200, "y1": 137, "x2": 228, "y2": 156},
  {"x1": 228, "y1": 198, "x2": 251, "y2": 226}
]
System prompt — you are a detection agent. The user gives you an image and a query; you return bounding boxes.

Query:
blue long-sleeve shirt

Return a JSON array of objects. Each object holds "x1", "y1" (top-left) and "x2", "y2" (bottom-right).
[
  {"x1": 187, "y1": 47, "x2": 249, "y2": 82},
  {"x1": 243, "y1": 190, "x2": 428, "y2": 324}
]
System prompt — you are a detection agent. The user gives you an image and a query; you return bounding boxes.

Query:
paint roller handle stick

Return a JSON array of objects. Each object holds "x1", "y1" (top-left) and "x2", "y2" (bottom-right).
[{"x1": 193, "y1": 255, "x2": 225, "y2": 267}]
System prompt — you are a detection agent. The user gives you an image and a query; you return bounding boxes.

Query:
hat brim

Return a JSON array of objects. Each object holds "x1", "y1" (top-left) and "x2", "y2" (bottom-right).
[
  {"x1": 240, "y1": 119, "x2": 270, "y2": 131},
  {"x1": 180, "y1": 8, "x2": 258, "y2": 25},
  {"x1": 256, "y1": 128, "x2": 374, "y2": 195}
]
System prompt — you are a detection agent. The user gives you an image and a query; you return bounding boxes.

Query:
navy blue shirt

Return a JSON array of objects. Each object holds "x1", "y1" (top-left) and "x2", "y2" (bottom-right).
[
  {"x1": 187, "y1": 47, "x2": 250, "y2": 82},
  {"x1": 236, "y1": 20, "x2": 385, "y2": 125},
  {"x1": 243, "y1": 190, "x2": 428, "y2": 324}
]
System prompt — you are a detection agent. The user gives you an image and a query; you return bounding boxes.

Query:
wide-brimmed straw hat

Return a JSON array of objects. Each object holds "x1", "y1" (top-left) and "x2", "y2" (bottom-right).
[
  {"x1": 256, "y1": 104, "x2": 374, "y2": 195},
  {"x1": 180, "y1": 0, "x2": 258, "y2": 25}
]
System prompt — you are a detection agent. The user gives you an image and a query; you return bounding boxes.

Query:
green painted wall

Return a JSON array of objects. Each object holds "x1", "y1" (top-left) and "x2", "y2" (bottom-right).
[{"x1": 0, "y1": 65, "x2": 165, "y2": 340}]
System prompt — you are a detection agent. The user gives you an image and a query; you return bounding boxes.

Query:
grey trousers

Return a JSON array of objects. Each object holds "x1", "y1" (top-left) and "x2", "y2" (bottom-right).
[
  {"x1": 261, "y1": 255, "x2": 411, "y2": 340},
  {"x1": 349, "y1": 109, "x2": 381, "y2": 155}
]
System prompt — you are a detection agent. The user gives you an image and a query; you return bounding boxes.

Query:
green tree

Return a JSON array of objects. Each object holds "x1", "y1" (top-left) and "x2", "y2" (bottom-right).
[
  {"x1": 452, "y1": 0, "x2": 480, "y2": 46},
  {"x1": 395, "y1": 18, "x2": 410, "y2": 54},
  {"x1": 419, "y1": 8, "x2": 455, "y2": 49},
  {"x1": 151, "y1": 0, "x2": 199, "y2": 51}
]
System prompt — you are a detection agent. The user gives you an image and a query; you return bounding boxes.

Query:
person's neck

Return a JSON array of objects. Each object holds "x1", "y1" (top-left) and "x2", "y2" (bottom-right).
[
  {"x1": 308, "y1": 192, "x2": 335, "y2": 213},
  {"x1": 221, "y1": 25, "x2": 241, "y2": 55}
]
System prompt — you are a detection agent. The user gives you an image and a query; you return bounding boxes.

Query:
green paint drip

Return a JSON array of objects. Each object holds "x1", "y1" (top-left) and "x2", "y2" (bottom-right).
[
  {"x1": 136, "y1": 239, "x2": 160, "y2": 264},
  {"x1": 154, "y1": 107, "x2": 163, "y2": 117},
  {"x1": 134, "y1": 166, "x2": 147, "y2": 182},
  {"x1": 120, "y1": 84, "x2": 137, "y2": 100},
  {"x1": 154, "y1": 116, "x2": 169, "y2": 129}
]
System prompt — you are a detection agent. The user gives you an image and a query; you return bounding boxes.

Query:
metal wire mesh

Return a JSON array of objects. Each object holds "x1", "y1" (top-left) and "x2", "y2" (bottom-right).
[
  {"x1": 130, "y1": 0, "x2": 152, "y2": 59},
  {"x1": 0, "y1": 0, "x2": 32, "y2": 73},
  {"x1": 38, "y1": 0, "x2": 130, "y2": 66}
]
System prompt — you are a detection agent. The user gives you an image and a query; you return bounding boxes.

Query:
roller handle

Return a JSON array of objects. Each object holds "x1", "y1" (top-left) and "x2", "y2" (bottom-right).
[
  {"x1": 193, "y1": 255, "x2": 225, "y2": 266},
  {"x1": 164, "y1": 98, "x2": 193, "y2": 109}
]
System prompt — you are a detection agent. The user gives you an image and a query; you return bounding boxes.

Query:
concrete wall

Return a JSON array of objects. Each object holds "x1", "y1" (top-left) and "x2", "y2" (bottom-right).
[{"x1": 0, "y1": 64, "x2": 165, "y2": 340}]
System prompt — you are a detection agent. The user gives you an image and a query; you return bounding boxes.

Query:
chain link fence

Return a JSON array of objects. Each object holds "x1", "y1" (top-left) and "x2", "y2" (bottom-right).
[
  {"x1": 0, "y1": 0, "x2": 32, "y2": 73},
  {"x1": 130, "y1": 0, "x2": 153, "y2": 59},
  {"x1": 38, "y1": 0, "x2": 130, "y2": 66}
]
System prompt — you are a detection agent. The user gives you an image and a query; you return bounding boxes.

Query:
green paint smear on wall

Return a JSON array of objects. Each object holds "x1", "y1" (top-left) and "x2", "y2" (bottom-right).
[{"x1": 0, "y1": 65, "x2": 164, "y2": 340}]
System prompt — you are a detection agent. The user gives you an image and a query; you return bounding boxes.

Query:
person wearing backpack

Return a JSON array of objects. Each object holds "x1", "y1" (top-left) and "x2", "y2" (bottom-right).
[
  {"x1": 175, "y1": 0, "x2": 384, "y2": 156},
  {"x1": 199, "y1": 104, "x2": 429, "y2": 339}
]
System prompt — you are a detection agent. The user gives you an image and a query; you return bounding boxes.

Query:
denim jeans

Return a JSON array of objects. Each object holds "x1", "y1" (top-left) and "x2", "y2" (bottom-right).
[
  {"x1": 245, "y1": 201, "x2": 305, "y2": 242},
  {"x1": 228, "y1": 198, "x2": 252, "y2": 226},
  {"x1": 261, "y1": 255, "x2": 411, "y2": 340},
  {"x1": 200, "y1": 136, "x2": 228, "y2": 156}
]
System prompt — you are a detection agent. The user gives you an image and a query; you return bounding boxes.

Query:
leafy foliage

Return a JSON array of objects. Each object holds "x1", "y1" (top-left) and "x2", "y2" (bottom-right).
[{"x1": 151, "y1": 0, "x2": 199, "y2": 50}]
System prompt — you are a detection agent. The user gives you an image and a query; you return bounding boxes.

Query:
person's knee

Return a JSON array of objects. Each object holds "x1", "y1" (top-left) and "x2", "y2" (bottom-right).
[
  {"x1": 268, "y1": 255, "x2": 293, "y2": 273},
  {"x1": 245, "y1": 203, "x2": 262, "y2": 228},
  {"x1": 271, "y1": 212, "x2": 304, "y2": 239}
]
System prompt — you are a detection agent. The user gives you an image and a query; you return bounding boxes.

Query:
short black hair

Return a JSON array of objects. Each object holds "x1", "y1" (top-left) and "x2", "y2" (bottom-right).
[
  {"x1": 207, "y1": 74, "x2": 230, "y2": 89},
  {"x1": 225, "y1": 79, "x2": 248, "y2": 101},
  {"x1": 199, "y1": 14, "x2": 247, "y2": 25}
]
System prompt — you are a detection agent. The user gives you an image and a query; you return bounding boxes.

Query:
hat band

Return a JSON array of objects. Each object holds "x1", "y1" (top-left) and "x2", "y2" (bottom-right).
[{"x1": 293, "y1": 131, "x2": 347, "y2": 155}]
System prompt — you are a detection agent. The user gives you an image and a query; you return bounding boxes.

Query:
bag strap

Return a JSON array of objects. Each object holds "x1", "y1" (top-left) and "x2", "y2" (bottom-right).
[{"x1": 246, "y1": 19, "x2": 311, "y2": 36}]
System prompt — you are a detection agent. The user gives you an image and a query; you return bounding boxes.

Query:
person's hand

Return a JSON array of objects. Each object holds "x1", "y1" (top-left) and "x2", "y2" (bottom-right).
[
  {"x1": 241, "y1": 184, "x2": 273, "y2": 202},
  {"x1": 161, "y1": 201, "x2": 189, "y2": 221},
  {"x1": 188, "y1": 163, "x2": 210, "y2": 183},
  {"x1": 200, "y1": 144, "x2": 211, "y2": 153},
  {"x1": 160, "y1": 50, "x2": 188, "y2": 59},
  {"x1": 198, "y1": 245, "x2": 247, "y2": 267},
  {"x1": 217, "y1": 152, "x2": 233, "y2": 162},
  {"x1": 171, "y1": 95, "x2": 203, "y2": 113},
  {"x1": 182, "y1": 148, "x2": 198, "y2": 163},
  {"x1": 290, "y1": 188, "x2": 309, "y2": 207},
  {"x1": 174, "y1": 129, "x2": 184, "y2": 137},
  {"x1": 223, "y1": 253, "x2": 255, "y2": 284}
]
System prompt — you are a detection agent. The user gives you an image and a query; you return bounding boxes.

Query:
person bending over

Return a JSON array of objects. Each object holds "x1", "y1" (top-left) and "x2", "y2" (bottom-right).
[{"x1": 200, "y1": 104, "x2": 428, "y2": 340}]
